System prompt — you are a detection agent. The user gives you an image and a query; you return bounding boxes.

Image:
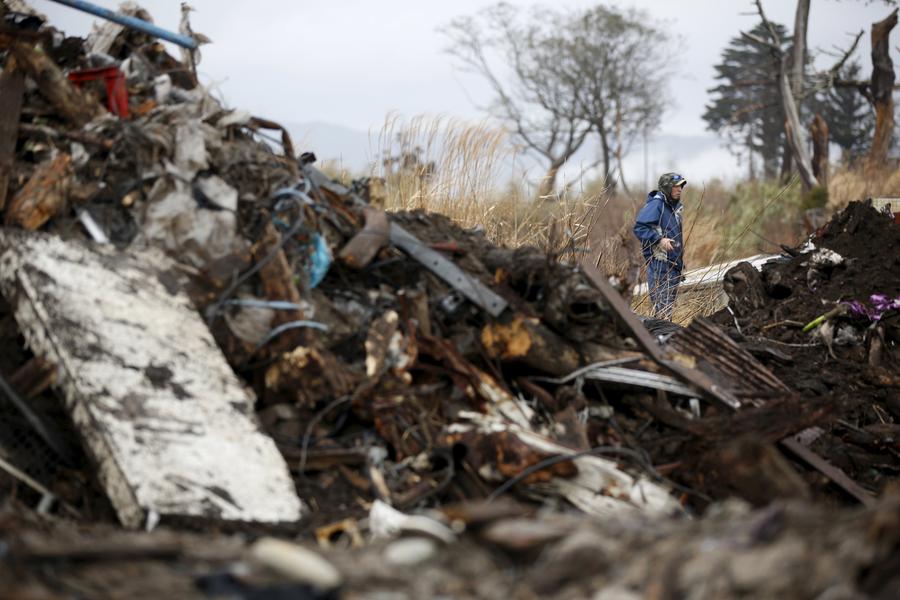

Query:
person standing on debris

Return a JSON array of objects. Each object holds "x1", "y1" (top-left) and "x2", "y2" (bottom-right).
[{"x1": 633, "y1": 172, "x2": 686, "y2": 320}]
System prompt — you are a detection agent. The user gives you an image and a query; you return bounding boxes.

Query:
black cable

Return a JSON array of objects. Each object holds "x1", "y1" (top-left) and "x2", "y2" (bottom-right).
[
  {"x1": 747, "y1": 227, "x2": 783, "y2": 251},
  {"x1": 298, "y1": 396, "x2": 352, "y2": 478}
]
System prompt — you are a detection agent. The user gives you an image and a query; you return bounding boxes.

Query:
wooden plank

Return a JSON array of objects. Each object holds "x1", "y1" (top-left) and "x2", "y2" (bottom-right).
[
  {"x1": 4, "y1": 153, "x2": 72, "y2": 230},
  {"x1": 0, "y1": 63, "x2": 25, "y2": 211},
  {"x1": 0, "y1": 229, "x2": 304, "y2": 528},
  {"x1": 780, "y1": 434, "x2": 876, "y2": 507}
]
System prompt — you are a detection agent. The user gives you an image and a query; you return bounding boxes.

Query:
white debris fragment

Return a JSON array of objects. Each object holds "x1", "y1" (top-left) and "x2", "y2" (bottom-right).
[
  {"x1": 0, "y1": 230, "x2": 304, "y2": 528},
  {"x1": 808, "y1": 248, "x2": 844, "y2": 268},
  {"x1": 384, "y1": 537, "x2": 439, "y2": 566},
  {"x1": 369, "y1": 500, "x2": 457, "y2": 544},
  {"x1": 249, "y1": 538, "x2": 342, "y2": 590}
]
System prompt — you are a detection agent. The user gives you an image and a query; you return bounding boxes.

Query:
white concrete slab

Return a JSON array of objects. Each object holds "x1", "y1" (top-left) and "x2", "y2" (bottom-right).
[{"x1": 0, "y1": 229, "x2": 304, "y2": 528}]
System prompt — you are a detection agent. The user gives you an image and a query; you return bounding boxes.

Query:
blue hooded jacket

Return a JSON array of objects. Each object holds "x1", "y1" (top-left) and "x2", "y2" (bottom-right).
[{"x1": 633, "y1": 191, "x2": 684, "y2": 271}]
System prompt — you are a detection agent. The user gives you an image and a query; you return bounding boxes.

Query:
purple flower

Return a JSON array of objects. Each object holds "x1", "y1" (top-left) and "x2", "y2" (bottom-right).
[{"x1": 843, "y1": 294, "x2": 900, "y2": 322}]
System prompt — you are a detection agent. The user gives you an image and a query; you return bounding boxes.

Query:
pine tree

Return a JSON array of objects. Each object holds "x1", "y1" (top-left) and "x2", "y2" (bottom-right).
[
  {"x1": 703, "y1": 22, "x2": 790, "y2": 179},
  {"x1": 813, "y1": 61, "x2": 874, "y2": 163}
]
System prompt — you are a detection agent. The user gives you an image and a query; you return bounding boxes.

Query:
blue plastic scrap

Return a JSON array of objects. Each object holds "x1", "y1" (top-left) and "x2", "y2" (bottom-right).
[
  {"x1": 47, "y1": 0, "x2": 199, "y2": 49},
  {"x1": 308, "y1": 234, "x2": 332, "y2": 289}
]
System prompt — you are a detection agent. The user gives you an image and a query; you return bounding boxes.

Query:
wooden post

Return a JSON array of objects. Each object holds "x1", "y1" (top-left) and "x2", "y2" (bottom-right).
[
  {"x1": 809, "y1": 113, "x2": 829, "y2": 187},
  {"x1": 866, "y1": 9, "x2": 897, "y2": 169}
]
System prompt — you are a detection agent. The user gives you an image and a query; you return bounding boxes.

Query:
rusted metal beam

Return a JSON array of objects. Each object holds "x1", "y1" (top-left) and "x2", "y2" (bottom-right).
[
  {"x1": 668, "y1": 317, "x2": 792, "y2": 406},
  {"x1": 391, "y1": 223, "x2": 508, "y2": 317}
]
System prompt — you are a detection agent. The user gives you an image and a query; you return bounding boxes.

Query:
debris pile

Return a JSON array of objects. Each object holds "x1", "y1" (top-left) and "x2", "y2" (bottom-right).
[
  {"x1": 3, "y1": 494, "x2": 899, "y2": 599},
  {"x1": 1, "y1": 1, "x2": 710, "y2": 528},
  {"x1": 712, "y1": 200, "x2": 900, "y2": 496},
  {"x1": 0, "y1": 3, "x2": 899, "y2": 599}
]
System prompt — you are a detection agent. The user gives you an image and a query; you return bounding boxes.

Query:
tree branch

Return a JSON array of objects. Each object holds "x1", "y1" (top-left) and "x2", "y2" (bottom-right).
[
  {"x1": 741, "y1": 30, "x2": 778, "y2": 51},
  {"x1": 743, "y1": 0, "x2": 817, "y2": 190},
  {"x1": 757, "y1": 1, "x2": 782, "y2": 46}
]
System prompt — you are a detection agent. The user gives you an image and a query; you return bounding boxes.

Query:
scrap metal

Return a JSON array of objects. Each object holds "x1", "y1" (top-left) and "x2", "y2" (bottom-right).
[
  {"x1": 579, "y1": 260, "x2": 742, "y2": 409},
  {"x1": 47, "y1": 0, "x2": 199, "y2": 49}
]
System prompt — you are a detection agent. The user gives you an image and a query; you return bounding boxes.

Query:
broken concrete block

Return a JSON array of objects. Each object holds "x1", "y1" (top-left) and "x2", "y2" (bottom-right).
[{"x1": 0, "y1": 229, "x2": 304, "y2": 528}]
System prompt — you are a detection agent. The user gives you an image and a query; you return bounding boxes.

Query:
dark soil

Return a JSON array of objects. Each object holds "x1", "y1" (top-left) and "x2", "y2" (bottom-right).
[{"x1": 710, "y1": 201, "x2": 900, "y2": 495}]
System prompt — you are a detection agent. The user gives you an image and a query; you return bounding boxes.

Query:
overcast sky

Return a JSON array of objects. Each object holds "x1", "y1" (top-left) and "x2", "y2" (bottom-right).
[{"x1": 32, "y1": 0, "x2": 900, "y2": 182}]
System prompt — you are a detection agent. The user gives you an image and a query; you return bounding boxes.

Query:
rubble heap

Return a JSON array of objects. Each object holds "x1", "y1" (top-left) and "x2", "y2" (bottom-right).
[
  {"x1": 0, "y1": 4, "x2": 899, "y2": 599},
  {"x1": 712, "y1": 200, "x2": 900, "y2": 495}
]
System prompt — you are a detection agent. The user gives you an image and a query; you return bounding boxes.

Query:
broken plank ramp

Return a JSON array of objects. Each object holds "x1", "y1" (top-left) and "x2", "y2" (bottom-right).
[{"x1": 0, "y1": 229, "x2": 304, "y2": 528}]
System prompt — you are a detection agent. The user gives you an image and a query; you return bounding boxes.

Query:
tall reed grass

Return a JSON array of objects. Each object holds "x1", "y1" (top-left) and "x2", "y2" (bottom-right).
[
  {"x1": 828, "y1": 165, "x2": 900, "y2": 210},
  {"x1": 353, "y1": 115, "x2": 897, "y2": 324},
  {"x1": 370, "y1": 114, "x2": 612, "y2": 256}
]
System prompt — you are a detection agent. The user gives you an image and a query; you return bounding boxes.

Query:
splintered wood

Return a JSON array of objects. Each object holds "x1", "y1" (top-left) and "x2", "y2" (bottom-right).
[
  {"x1": 0, "y1": 63, "x2": 25, "y2": 211},
  {"x1": 4, "y1": 153, "x2": 72, "y2": 230},
  {"x1": 0, "y1": 230, "x2": 304, "y2": 528}
]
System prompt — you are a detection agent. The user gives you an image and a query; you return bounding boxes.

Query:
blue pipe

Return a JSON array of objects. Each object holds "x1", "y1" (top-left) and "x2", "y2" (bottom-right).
[{"x1": 46, "y1": 0, "x2": 198, "y2": 49}]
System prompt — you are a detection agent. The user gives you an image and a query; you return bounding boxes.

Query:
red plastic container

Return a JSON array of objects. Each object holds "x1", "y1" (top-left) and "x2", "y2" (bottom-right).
[{"x1": 67, "y1": 66, "x2": 130, "y2": 118}]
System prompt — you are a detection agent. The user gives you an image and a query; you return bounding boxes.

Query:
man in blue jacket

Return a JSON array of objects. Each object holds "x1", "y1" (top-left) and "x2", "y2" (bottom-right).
[{"x1": 633, "y1": 172, "x2": 686, "y2": 320}]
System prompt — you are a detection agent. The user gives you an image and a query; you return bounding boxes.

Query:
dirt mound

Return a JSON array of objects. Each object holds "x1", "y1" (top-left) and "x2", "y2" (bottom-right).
[
  {"x1": 819, "y1": 200, "x2": 900, "y2": 270},
  {"x1": 718, "y1": 202, "x2": 898, "y2": 330}
]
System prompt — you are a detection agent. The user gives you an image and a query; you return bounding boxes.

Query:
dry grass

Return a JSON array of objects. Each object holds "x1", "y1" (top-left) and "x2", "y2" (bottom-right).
[
  {"x1": 828, "y1": 164, "x2": 900, "y2": 210},
  {"x1": 373, "y1": 114, "x2": 508, "y2": 223},
  {"x1": 357, "y1": 115, "x2": 897, "y2": 325},
  {"x1": 370, "y1": 114, "x2": 610, "y2": 257}
]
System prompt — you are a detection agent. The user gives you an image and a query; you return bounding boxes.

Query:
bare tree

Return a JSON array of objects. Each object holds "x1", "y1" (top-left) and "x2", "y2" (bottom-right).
[
  {"x1": 830, "y1": 9, "x2": 899, "y2": 168},
  {"x1": 442, "y1": 3, "x2": 669, "y2": 198},
  {"x1": 743, "y1": 0, "x2": 863, "y2": 190},
  {"x1": 743, "y1": 0, "x2": 818, "y2": 190},
  {"x1": 556, "y1": 6, "x2": 668, "y2": 193},
  {"x1": 791, "y1": 0, "x2": 810, "y2": 114},
  {"x1": 443, "y1": 4, "x2": 591, "y2": 199},
  {"x1": 780, "y1": 0, "x2": 810, "y2": 177}
]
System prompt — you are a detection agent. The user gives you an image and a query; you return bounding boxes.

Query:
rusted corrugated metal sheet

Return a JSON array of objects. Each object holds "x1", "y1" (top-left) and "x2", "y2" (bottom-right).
[
  {"x1": 580, "y1": 261, "x2": 742, "y2": 410},
  {"x1": 668, "y1": 317, "x2": 791, "y2": 406}
]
